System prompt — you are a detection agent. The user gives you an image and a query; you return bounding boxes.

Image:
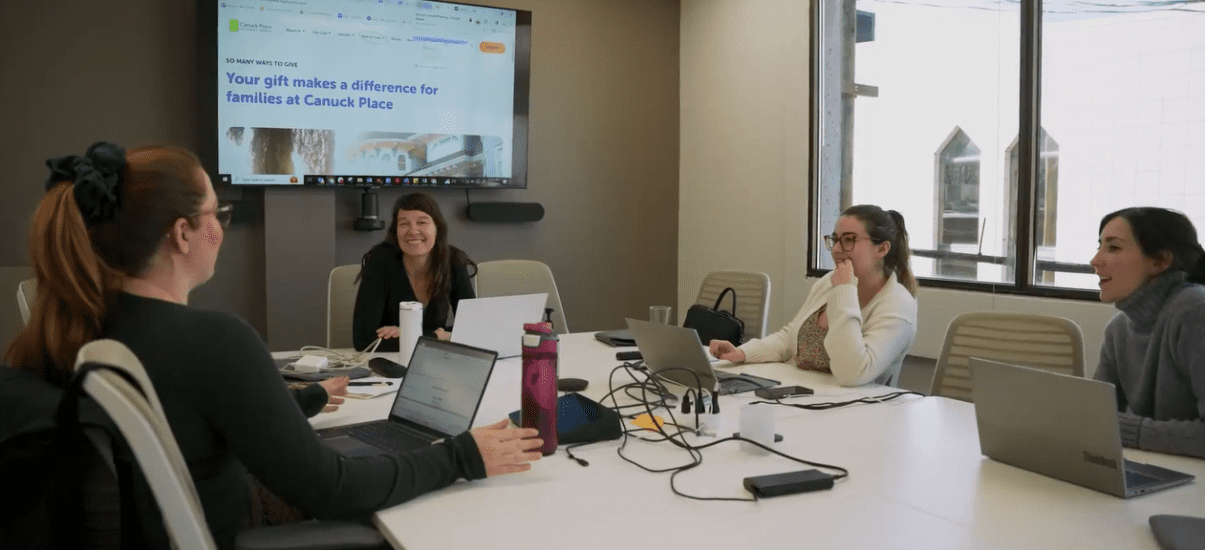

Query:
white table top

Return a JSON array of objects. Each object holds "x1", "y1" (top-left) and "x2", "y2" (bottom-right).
[{"x1": 292, "y1": 333, "x2": 1205, "y2": 550}]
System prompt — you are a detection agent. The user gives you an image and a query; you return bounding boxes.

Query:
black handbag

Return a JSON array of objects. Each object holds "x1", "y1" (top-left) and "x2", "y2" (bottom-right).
[{"x1": 683, "y1": 287, "x2": 744, "y2": 346}]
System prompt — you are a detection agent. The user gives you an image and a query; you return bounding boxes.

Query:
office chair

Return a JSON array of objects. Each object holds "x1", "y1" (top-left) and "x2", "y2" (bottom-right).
[
  {"x1": 327, "y1": 264, "x2": 361, "y2": 349},
  {"x1": 929, "y1": 312, "x2": 1085, "y2": 402},
  {"x1": 73, "y1": 340, "x2": 387, "y2": 550},
  {"x1": 694, "y1": 271, "x2": 771, "y2": 342},
  {"x1": 475, "y1": 260, "x2": 569, "y2": 333},
  {"x1": 17, "y1": 277, "x2": 36, "y2": 326}
]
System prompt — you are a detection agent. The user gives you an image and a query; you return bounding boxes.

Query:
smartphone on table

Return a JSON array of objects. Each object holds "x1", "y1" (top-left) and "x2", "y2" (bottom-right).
[{"x1": 753, "y1": 385, "x2": 814, "y2": 399}]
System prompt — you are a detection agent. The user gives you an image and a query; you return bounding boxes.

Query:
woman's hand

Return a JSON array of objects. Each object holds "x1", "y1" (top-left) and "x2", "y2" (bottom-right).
[
  {"x1": 831, "y1": 258, "x2": 856, "y2": 286},
  {"x1": 470, "y1": 419, "x2": 544, "y2": 476},
  {"x1": 709, "y1": 340, "x2": 746, "y2": 362},
  {"x1": 376, "y1": 326, "x2": 400, "y2": 339},
  {"x1": 434, "y1": 328, "x2": 451, "y2": 341},
  {"x1": 318, "y1": 376, "x2": 349, "y2": 413}
]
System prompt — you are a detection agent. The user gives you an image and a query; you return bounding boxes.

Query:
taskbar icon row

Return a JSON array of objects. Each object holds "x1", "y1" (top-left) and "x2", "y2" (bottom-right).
[{"x1": 304, "y1": 175, "x2": 510, "y2": 187}]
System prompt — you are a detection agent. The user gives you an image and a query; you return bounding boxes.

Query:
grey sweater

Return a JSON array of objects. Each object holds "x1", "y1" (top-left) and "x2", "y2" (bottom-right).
[{"x1": 1094, "y1": 271, "x2": 1205, "y2": 459}]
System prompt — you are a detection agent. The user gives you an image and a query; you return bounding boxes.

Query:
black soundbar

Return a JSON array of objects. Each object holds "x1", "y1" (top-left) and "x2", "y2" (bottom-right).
[{"x1": 465, "y1": 202, "x2": 544, "y2": 223}]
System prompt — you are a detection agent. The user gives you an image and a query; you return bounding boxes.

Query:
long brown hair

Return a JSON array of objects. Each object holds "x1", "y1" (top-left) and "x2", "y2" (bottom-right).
[
  {"x1": 359, "y1": 193, "x2": 475, "y2": 322},
  {"x1": 843, "y1": 204, "x2": 918, "y2": 295},
  {"x1": 5, "y1": 146, "x2": 206, "y2": 386}
]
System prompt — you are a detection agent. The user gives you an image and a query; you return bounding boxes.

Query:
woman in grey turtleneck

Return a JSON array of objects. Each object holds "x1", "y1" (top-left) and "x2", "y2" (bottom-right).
[{"x1": 1091, "y1": 207, "x2": 1205, "y2": 459}]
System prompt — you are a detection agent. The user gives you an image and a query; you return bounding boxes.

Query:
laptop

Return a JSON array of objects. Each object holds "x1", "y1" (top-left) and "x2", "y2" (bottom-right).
[
  {"x1": 625, "y1": 318, "x2": 778, "y2": 395},
  {"x1": 451, "y1": 293, "x2": 548, "y2": 358},
  {"x1": 316, "y1": 337, "x2": 498, "y2": 457},
  {"x1": 969, "y1": 357, "x2": 1194, "y2": 498}
]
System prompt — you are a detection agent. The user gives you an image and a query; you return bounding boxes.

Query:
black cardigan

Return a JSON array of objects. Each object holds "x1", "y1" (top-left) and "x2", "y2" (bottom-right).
[
  {"x1": 352, "y1": 246, "x2": 476, "y2": 352},
  {"x1": 102, "y1": 292, "x2": 487, "y2": 550}
]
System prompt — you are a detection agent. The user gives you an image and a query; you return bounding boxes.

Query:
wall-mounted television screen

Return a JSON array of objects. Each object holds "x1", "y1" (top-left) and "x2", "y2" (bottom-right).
[{"x1": 202, "y1": 0, "x2": 530, "y2": 189}]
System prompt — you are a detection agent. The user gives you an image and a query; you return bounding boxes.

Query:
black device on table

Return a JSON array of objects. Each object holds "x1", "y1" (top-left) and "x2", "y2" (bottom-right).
[
  {"x1": 754, "y1": 385, "x2": 813, "y2": 399},
  {"x1": 368, "y1": 357, "x2": 407, "y2": 378}
]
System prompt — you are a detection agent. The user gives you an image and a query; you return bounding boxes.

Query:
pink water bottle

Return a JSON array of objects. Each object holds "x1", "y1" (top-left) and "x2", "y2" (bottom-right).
[{"x1": 521, "y1": 322, "x2": 558, "y2": 455}]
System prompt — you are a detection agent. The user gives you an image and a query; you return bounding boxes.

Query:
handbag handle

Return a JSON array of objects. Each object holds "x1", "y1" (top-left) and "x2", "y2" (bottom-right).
[{"x1": 712, "y1": 287, "x2": 738, "y2": 315}]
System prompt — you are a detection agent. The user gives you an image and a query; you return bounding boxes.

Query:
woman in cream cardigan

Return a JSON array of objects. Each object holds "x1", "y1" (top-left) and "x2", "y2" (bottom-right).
[{"x1": 710, "y1": 205, "x2": 919, "y2": 387}]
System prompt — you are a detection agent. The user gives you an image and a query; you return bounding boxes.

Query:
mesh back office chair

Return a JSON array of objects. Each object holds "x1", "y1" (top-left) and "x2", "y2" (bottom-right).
[
  {"x1": 73, "y1": 340, "x2": 387, "y2": 550},
  {"x1": 17, "y1": 277, "x2": 36, "y2": 326},
  {"x1": 694, "y1": 271, "x2": 772, "y2": 342},
  {"x1": 475, "y1": 260, "x2": 569, "y2": 334},
  {"x1": 327, "y1": 265, "x2": 361, "y2": 349},
  {"x1": 929, "y1": 312, "x2": 1085, "y2": 402}
]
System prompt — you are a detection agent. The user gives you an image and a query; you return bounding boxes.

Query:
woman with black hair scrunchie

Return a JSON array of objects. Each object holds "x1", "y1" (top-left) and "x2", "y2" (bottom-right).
[{"x1": 5, "y1": 144, "x2": 540, "y2": 550}]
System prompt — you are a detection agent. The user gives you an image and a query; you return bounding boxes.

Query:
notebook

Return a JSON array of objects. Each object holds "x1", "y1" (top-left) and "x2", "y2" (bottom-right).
[
  {"x1": 316, "y1": 337, "x2": 497, "y2": 457},
  {"x1": 625, "y1": 318, "x2": 778, "y2": 395},
  {"x1": 969, "y1": 357, "x2": 1194, "y2": 498},
  {"x1": 451, "y1": 293, "x2": 548, "y2": 358}
]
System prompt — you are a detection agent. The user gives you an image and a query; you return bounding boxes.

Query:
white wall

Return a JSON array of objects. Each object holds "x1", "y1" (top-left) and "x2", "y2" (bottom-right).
[
  {"x1": 680, "y1": 0, "x2": 1121, "y2": 377},
  {"x1": 679, "y1": 0, "x2": 811, "y2": 335}
]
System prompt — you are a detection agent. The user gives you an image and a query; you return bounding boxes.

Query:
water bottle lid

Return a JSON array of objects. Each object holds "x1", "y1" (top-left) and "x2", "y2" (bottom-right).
[
  {"x1": 400, "y1": 301, "x2": 423, "y2": 310},
  {"x1": 523, "y1": 321, "x2": 553, "y2": 335}
]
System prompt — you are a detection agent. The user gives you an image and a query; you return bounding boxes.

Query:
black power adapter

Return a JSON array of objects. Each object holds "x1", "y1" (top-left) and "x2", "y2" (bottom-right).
[{"x1": 743, "y1": 469, "x2": 835, "y2": 497}]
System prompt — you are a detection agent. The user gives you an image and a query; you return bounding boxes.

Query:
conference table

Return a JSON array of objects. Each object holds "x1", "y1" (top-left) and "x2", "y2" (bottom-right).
[{"x1": 299, "y1": 333, "x2": 1205, "y2": 550}]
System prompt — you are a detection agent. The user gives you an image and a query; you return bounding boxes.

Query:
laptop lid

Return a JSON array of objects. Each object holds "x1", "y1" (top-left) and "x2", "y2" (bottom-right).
[
  {"x1": 385, "y1": 337, "x2": 498, "y2": 440},
  {"x1": 451, "y1": 293, "x2": 548, "y2": 358},
  {"x1": 625, "y1": 318, "x2": 719, "y2": 392},
  {"x1": 970, "y1": 357, "x2": 1138, "y2": 497}
]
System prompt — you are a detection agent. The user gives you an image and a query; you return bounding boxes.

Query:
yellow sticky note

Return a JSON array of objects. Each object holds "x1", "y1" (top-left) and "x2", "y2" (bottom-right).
[{"x1": 631, "y1": 413, "x2": 665, "y2": 431}]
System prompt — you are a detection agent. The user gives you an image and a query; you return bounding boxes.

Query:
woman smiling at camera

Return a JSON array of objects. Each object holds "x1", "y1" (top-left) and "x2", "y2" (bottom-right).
[
  {"x1": 709, "y1": 205, "x2": 919, "y2": 387},
  {"x1": 4, "y1": 143, "x2": 540, "y2": 550},
  {"x1": 1091, "y1": 207, "x2": 1205, "y2": 459},
  {"x1": 352, "y1": 192, "x2": 475, "y2": 352}
]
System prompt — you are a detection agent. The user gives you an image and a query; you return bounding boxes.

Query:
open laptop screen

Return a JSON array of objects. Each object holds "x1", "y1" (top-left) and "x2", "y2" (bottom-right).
[{"x1": 389, "y1": 338, "x2": 496, "y2": 436}]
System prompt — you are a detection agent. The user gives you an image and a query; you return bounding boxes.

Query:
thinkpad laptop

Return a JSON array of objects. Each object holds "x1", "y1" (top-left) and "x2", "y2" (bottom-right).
[
  {"x1": 451, "y1": 293, "x2": 548, "y2": 358},
  {"x1": 625, "y1": 318, "x2": 778, "y2": 395},
  {"x1": 969, "y1": 357, "x2": 1194, "y2": 498},
  {"x1": 317, "y1": 337, "x2": 497, "y2": 457}
]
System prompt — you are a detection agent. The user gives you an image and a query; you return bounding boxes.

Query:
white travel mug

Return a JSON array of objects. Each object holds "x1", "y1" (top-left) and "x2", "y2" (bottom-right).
[
  {"x1": 398, "y1": 301, "x2": 423, "y2": 366},
  {"x1": 739, "y1": 403, "x2": 776, "y2": 454}
]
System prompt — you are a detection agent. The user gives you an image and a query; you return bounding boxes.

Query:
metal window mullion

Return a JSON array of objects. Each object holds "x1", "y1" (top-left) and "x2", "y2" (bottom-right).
[
  {"x1": 808, "y1": 0, "x2": 822, "y2": 272},
  {"x1": 1015, "y1": 0, "x2": 1043, "y2": 290}
]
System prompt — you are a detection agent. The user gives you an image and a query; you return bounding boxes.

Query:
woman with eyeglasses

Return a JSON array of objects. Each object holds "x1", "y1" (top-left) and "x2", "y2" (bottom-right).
[
  {"x1": 4, "y1": 143, "x2": 542, "y2": 549},
  {"x1": 1090, "y1": 207, "x2": 1205, "y2": 458},
  {"x1": 709, "y1": 205, "x2": 919, "y2": 386}
]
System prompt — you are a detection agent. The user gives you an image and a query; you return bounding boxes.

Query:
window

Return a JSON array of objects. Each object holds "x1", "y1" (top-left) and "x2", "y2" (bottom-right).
[
  {"x1": 809, "y1": 0, "x2": 1205, "y2": 297},
  {"x1": 936, "y1": 127, "x2": 981, "y2": 279},
  {"x1": 1006, "y1": 128, "x2": 1060, "y2": 284}
]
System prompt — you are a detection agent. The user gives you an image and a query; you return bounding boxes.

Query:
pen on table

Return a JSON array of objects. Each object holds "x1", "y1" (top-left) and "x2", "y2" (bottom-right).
[{"x1": 348, "y1": 381, "x2": 393, "y2": 386}]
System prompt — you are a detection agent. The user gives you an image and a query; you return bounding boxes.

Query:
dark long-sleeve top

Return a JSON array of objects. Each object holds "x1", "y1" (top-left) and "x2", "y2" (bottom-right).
[
  {"x1": 103, "y1": 292, "x2": 486, "y2": 550},
  {"x1": 352, "y1": 246, "x2": 475, "y2": 352}
]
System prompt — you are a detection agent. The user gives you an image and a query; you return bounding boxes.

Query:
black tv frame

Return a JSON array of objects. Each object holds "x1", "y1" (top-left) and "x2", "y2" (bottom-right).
[{"x1": 196, "y1": 0, "x2": 531, "y2": 191}]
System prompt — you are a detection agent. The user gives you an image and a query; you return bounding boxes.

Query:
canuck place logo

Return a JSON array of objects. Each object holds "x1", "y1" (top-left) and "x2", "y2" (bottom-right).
[
  {"x1": 229, "y1": 19, "x2": 271, "y2": 32},
  {"x1": 1083, "y1": 451, "x2": 1118, "y2": 470}
]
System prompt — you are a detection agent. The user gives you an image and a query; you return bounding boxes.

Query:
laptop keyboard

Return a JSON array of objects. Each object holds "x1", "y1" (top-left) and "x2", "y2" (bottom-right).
[
  {"x1": 1125, "y1": 469, "x2": 1161, "y2": 488},
  {"x1": 345, "y1": 422, "x2": 432, "y2": 451}
]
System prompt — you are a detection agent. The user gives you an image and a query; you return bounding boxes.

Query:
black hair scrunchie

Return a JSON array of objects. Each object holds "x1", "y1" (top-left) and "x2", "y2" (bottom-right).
[{"x1": 44, "y1": 141, "x2": 127, "y2": 227}]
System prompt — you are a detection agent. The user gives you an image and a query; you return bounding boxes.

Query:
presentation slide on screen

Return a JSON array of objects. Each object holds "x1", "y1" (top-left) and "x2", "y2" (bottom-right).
[{"x1": 216, "y1": 0, "x2": 518, "y2": 185}]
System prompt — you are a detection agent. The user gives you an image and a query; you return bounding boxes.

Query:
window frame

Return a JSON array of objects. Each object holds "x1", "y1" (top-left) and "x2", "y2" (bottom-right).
[{"x1": 806, "y1": 0, "x2": 1100, "y2": 302}]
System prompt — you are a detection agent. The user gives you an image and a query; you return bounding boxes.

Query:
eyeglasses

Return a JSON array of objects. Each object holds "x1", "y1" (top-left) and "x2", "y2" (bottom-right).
[
  {"x1": 195, "y1": 202, "x2": 234, "y2": 228},
  {"x1": 823, "y1": 232, "x2": 861, "y2": 252}
]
